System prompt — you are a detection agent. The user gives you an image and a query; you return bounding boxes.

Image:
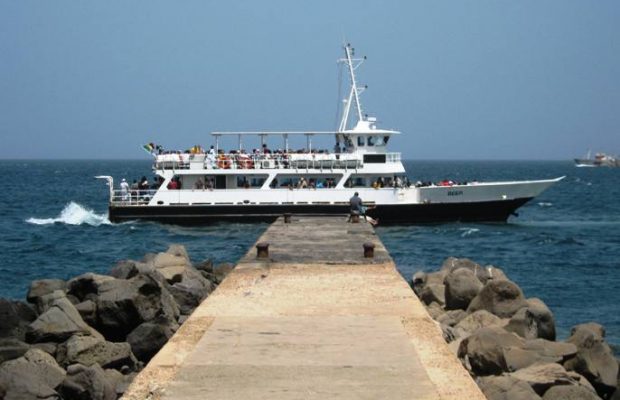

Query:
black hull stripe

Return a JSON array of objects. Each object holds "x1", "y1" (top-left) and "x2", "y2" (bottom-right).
[{"x1": 108, "y1": 198, "x2": 533, "y2": 225}]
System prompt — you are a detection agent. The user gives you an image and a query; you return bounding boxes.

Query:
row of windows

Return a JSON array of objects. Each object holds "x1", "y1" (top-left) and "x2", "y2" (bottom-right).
[{"x1": 357, "y1": 135, "x2": 390, "y2": 147}]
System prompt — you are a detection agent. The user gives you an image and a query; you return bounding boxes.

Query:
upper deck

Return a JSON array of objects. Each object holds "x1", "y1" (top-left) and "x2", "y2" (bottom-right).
[{"x1": 153, "y1": 150, "x2": 402, "y2": 171}]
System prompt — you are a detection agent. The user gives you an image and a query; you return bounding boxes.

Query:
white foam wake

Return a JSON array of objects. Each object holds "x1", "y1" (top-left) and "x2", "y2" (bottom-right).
[
  {"x1": 459, "y1": 227, "x2": 480, "y2": 237},
  {"x1": 27, "y1": 202, "x2": 111, "y2": 226}
]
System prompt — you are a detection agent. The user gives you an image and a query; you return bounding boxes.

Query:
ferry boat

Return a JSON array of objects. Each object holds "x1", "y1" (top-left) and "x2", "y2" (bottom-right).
[{"x1": 99, "y1": 44, "x2": 563, "y2": 224}]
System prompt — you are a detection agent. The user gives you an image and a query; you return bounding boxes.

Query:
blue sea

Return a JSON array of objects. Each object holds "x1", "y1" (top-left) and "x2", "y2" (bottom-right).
[{"x1": 0, "y1": 160, "x2": 618, "y2": 351}]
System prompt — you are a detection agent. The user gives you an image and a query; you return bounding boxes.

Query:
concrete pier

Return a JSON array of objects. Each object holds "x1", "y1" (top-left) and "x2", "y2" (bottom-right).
[{"x1": 123, "y1": 216, "x2": 485, "y2": 399}]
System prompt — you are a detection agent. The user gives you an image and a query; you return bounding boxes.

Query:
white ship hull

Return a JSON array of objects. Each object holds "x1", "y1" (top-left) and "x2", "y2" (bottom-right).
[{"x1": 108, "y1": 177, "x2": 562, "y2": 224}]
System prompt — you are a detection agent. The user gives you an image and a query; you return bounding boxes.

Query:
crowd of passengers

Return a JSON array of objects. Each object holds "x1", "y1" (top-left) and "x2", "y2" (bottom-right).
[
  {"x1": 152, "y1": 141, "x2": 356, "y2": 156},
  {"x1": 118, "y1": 176, "x2": 164, "y2": 201}
]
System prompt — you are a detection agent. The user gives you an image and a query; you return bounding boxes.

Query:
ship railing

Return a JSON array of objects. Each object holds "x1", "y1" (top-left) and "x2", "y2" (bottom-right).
[
  {"x1": 153, "y1": 152, "x2": 366, "y2": 171},
  {"x1": 110, "y1": 189, "x2": 158, "y2": 205}
]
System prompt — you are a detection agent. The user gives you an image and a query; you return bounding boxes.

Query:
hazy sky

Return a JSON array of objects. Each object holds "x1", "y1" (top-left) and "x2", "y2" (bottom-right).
[{"x1": 1, "y1": 1, "x2": 619, "y2": 159}]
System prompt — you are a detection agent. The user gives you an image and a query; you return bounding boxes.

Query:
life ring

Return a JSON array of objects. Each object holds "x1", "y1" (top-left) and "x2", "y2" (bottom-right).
[
  {"x1": 217, "y1": 155, "x2": 231, "y2": 169},
  {"x1": 237, "y1": 154, "x2": 254, "y2": 169}
]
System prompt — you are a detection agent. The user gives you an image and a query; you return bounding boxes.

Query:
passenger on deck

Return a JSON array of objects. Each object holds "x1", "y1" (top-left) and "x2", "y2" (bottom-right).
[
  {"x1": 207, "y1": 146, "x2": 216, "y2": 168},
  {"x1": 206, "y1": 178, "x2": 214, "y2": 190},
  {"x1": 298, "y1": 177, "x2": 308, "y2": 189},
  {"x1": 120, "y1": 179, "x2": 129, "y2": 201},
  {"x1": 194, "y1": 178, "x2": 205, "y2": 189}
]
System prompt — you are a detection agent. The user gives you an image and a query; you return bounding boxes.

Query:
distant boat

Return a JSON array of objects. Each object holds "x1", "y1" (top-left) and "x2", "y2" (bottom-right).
[{"x1": 574, "y1": 151, "x2": 619, "y2": 167}]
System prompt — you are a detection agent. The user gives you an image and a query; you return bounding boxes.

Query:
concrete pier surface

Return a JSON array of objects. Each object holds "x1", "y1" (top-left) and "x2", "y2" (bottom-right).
[{"x1": 123, "y1": 216, "x2": 485, "y2": 399}]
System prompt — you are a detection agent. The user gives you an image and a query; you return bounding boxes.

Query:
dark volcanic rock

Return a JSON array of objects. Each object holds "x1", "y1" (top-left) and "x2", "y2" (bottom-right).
[
  {"x1": 56, "y1": 335, "x2": 138, "y2": 370},
  {"x1": 109, "y1": 260, "x2": 144, "y2": 279},
  {"x1": 477, "y1": 375, "x2": 542, "y2": 400},
  {"x1": 168, "y1": 268, "x2": 215, "y2": 315},
  {"x1": 542, "y1": 384, "x2": 600, "y2": 400},
  {"x1": 94, "y1": 274, "x2": 179, "y2": 341},
  {"x1": 444, "y1": 268, "x2": 483, "y2": 310},
  {"x1": 60, "y1": 363, "x2": 116, "y2": 400},
  {"x1": 564, "y1": 323, "x2": 618, "y2": 398},
  {"x1": 67, "y1": 273, "x2": 116, "y2": 302},
  {"x1": 0, "y1": 338, "x2": 30, "y2": 363},
  {"x1": 26, "y1": 293, "x2": 101, "y2": 343},
  {"x1": 0, "y1": 298, "x2": 37, "y2": 341},
  {"x1": 467, "y1": 279, "x2": 528, "y2": 318},
  {"x1": 0, "y1": 348, "x2": 66, "y2": 399},
  {"x1": 126, "y1": 319, "x2": 175, "y2": 362}
]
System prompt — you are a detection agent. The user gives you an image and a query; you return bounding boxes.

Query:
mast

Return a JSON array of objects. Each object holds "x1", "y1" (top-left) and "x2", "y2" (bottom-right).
[{"x1": 338, "y1": 43, "x2": 367, "y2": 132}]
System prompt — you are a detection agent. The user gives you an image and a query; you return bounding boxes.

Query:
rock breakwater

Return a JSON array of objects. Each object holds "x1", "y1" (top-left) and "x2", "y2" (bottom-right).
[
  {"x1": 0, "y1": 245, "x2": 232, "y2": 400},
  {"x1": 413, "y1": 257, "x2": 620, "y2": 400}
]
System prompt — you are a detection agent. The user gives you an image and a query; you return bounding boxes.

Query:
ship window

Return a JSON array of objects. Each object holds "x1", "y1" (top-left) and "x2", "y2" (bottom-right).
[
  {"x1": 374, "y1": 136, "x2": 384, "y2": 146},
  {"x1": 236, "y1": 175, "x2": 266, "y2": 188},
  {"x1": 344, "y1": 176, "x2": 367, "y2": 188},
  {"x1": 384, "y1": 136, "x2": 390, "y2": 144},
  {"x1": 367, "y1": 136, "x2": 375, "y2": 146},
  {"x1": 357, "y1": 136, "x2": 364, "y2": 146}
]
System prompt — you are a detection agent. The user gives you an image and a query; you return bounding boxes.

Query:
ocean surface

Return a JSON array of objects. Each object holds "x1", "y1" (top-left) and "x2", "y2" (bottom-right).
[{"x1": 0, "y1": 160, "x2": 618, "y2": 352}]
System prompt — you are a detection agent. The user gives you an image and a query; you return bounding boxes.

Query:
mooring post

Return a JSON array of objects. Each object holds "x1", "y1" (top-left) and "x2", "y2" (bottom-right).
[
  {"x1": 256, "y1": 242, "x2": 269, "y2": 258},
  {"x1": 284, "y1": 213, "x2": 292, "y2": 223},
  {"x1": 363, "y1": 242, "x2": 375, "y2": 258}
]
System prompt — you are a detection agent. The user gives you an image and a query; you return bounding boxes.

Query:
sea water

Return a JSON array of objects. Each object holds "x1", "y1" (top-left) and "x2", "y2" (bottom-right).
[{"x1": 0, "y1": 160, "x2": 618, "y2": 351}]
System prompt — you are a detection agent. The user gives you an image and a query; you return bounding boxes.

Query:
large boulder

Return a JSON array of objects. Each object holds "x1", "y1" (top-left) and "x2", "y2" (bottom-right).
[
  {"x1": 74, "y1": 300, "x2": 97, "y2": 326},
  {"x1": 27, "y1": 279, "x2": 67, "y2": 305},
  {"x1": 59, "y1": 363, "x2": 116, "y2": 400},
  {"x1": 436, "y1": 309, "x2": 468, "y2": 327},
  {"x1": 67, "y1": 273, "x2": 116, "y2": 302},
  {"x1": 26, "y1": 293, "x2": 102, "y2": 343},
  {"x1": 542, "y1": 384, "x2": 600, "y2": 400},
  {"x1": 109, "y1": 259, "x2": 148, "y2": 280},
  {"x1": 168, "y1": 268, "x2": 215, "y2": 315},
  {"x1": 0, "y1": 348, "x2": 66, "y2": 399},
  {"x1": 505, "y1": 298, "x2": 556, "y2": 341},
  {"x1": 454, "y1": 310, "x2": 505, "y2": 339},
  {"x1": 126, "y1": 319, "x2": 175, "y2": 362},
  {"x1": 56, "y1": 335, "x2": 138, "y2": 370},
  {"x1": 458, "y1": 326, "x2": 525, "y2": 375},
  {"x1": 522, "y1": 339, "x2": 577, "y2": 361},
  {"x1": 477, "y1": 375, "x2": 542, "y2": 400},
  {"x1": 0, "y1": 298, "x2": 37, "y2": 341},
  {"x1": 94, "y1": 274, "x2": 179, "y2": 341},
  {"x1": 441, "y1": 257, "x2": 507, "y2": 284},
  {"x1": 467, "y1": 279, "x2": 528, "y2": 318},
  {"x1": 564, "y1": 323, "x2": 618, "y2": 398},
  {"x1": 419, "y1": 284, "x2": 445, "y2": 306},
  {"x1": 0, "y1": 338, "x2": 30, "y2": 364},
  {"x1": 507, "y1": 363, "x2": 580, "y2": 396},
  {"x1": 444, "y1": 268, "x2": 483, "y2": 310}
]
